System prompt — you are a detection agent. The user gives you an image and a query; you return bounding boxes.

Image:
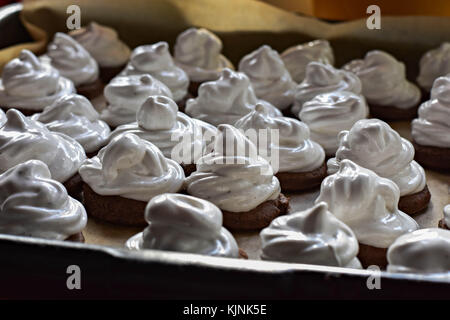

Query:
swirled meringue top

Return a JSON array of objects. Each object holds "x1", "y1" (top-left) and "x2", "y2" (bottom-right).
[
  {"x1": 281, "y1": 40, "x2": 335, "y2": 83},
  {"x1": 109, "y1": 95, "x2": 216, "y2": 165},
  {"x1": 316, "y1": 160, "x2": 419, "y2": 248},
  {"x1": 299, "y1": 91, "x2": 368, "y2": 155},
  {"x1": 185, "y1": 124, "x2": 280, "y2": 212},
  {"x1": 327, "y1": 119, "x2": 426, "y2": 196},
  {"x1": 417, "y1": 43, "x2": 450, "y2": 92},
  {"x1": 292, "y1": 62, "x2": 361, "y2": 115},
  {"x1": 445, "y1": 205, "x2": 450, "y2": 228},
  {"x1": 238, "y1": 45, "x2": 296, "y2": 110},
  {"x1": 31, "y1": 94, "x2": 110, "y2": 153},
  {"x1": 260, "y1": 202, "x2": 361, "y2": 268},
  {"x1": 0, "y1": 50, "x2": 75, "y2": 111},
  {"x1": 100, "y1": 74, "x2": 173, "y2": 127},
  {"x1": 0, "y1": 109, "x2": 5, "y2": 127},
  {"x1": 387, "y1": 228, "x2": 450, "y2": 275},
  {"x1": 0, "y1": 109, "x2": 86, "y2": 182},
  {"x1": 174, "y1": 28, "x2": 234, "y2": 82},
  {"x1": 69, "y1": 22, "x2": 131, "y2": 67},
  {"x1": 44, "y1": 32, "x2": 98, "y2": 86},
  {"x1": 121, "y1": 42, "x2": 189, "y2": 101},
  {"x1": 79, "y1": 133, "x2": 184, "y2": 201},
  {"x1": 343, "y1": 50, "x2": 421, "y2": 109},
  {"x1": 0, "y1": 160, "x2": 87, "y2": 240},
  {"x1": 234, "y1": 104, "x2": 325, "y2": 173},
  {"x1": 126, "y1": 193, "x2": 239, "y2": 257},
  {"x1": 185, "y1": 68, "x2": 281, "y2": 126},
  {"x1": 412, "y1": 76, "x2": 450, "y2": 148}
]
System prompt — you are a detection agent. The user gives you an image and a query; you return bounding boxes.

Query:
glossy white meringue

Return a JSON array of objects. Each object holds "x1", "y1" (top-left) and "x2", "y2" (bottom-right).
[
  {"x1": 238, "y1": 45, "x2": 296, "y2": 110},
  {"x1": 0, "y1": 50, "x2": 75, "y2": 111},
  {"x1": 0, "y1": 109, "x2": 86, "y2": 182},
  {"x1": 185, "y1": 68, "x2": 281, "y2": 126},
  {"x1": 32, "y1": 94, "x2": 110, "y2": 153},
  {"x1": 328, "y1": 119, "x2": 426, "y2": 196},
  {"x1": 0, "y1": 109, "x2": 5, "y2": 127},
  {"x1": 79, "y1": 133, "x2": 184, "y2": 202},
  {"x1": 444, "y1": 205, "x2": 450, "y2": 228},
  {"x1": 417, "y1": 43, "x2": 450, "y2": 92},
  {"x1": 185, "y1": 124, "x2": 280, "y2": 212},
  {"x1": 174, "y1": 28, "x2": 234, "y2": 82},
  {"x1": 343, "y1": 50, "x2": 421, "y2": 109},
  {"x1": 316, "y1": 160, "x2": 419, "y2": 248},
  {"x1": 0, "y1": 160, "x2": 87, "y2": 240},
  {"x1": 126, "y1": 193, "x2": 239, "y2": 257}
]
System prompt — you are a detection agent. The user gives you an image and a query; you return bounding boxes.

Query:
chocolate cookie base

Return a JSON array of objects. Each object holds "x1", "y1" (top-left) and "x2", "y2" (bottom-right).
[
  {"x1": 398, "y1": 185, "x2": 431, "y2": 216},
  {"x1": 275, "y1": 162, "x2": 327, "y2": 193},
  {"x1": 76, "y1": 77, "x2": 104, "y2": 100},
  {"x1": 176, "y1": 92, "x2": 194, "y2": 113},
  {"x1": 65, "y1": 232, "x2": 85, "y2": 243},
  {"x1": 368, "y1": 103, "x2": 418, "y2": 121},
  {"x1": 222, "y1": 193, "x2": 289, "y2": 231},
  {"x1": 438, "y1": 219, "x2": 449, "y2": 230},
  {"x1": 181, "y1": 163, "x2": 196, "y2": 177},
  {"x1": 357, "y1": 243, "x2": 388, "y2": 269},
  {"x1": 83, "y1": 183, "x2": 147, "y2": 226},
  {"x1": 413, "y1": 141, "x2": 450, "y2": 172},
  {"x1": 99, "y1": 65, "x2": 125, "y2": 83},
  {"x1": 63, "y1": 173, "x2": 83, "y2": 201},
  {"x1": 188, "y1": 81, "x2": 202, "y2": 97}
]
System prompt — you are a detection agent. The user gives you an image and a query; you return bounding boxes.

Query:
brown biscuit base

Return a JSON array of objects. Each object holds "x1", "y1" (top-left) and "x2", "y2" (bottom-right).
[
  {"x1": 412, "y1": 141, "x2": 450, "y2": 172},
  {"x1": 76, "y1": 77, "x2": 104, "y2": 100},
  {"x1": 99, "y1": 65, "x2": 125, "y2": 83},
  {"x1": 357, "y1": 243, "x2": 388, "y2": 269},
  {"x1": 275, "y1": 162, "x2": 327, "y2": 193},
  {"x1": 176, "y1": 92, "x2": 194, "y2": 113},
  {"x1": 222, "y1": 193, "x2": 289, "y2": 231},
  {"x1": 368, "y1": 103, "x2": 419, "y2": 121},
  {"x1": 398, "y1": 185, "x2": 431, "y2": 216},
  {"x1": 438, "y1": 219, "x2": 449, "y2": 230},
  {"x1": 181, "y1": 163, "x2": 196, "y2": 177},
  {"x1": 83, "y1": 183, "x2": 147, "y2": 226},
  {"x1": 188, "y1": 81, "x2": 202, "y2": 97},
  {"x1": 63, "y1": 173, "x2": 83, "y2": 201},
  {"x1": 65, "y1": 232, "x2": 85, "y2": 243}
]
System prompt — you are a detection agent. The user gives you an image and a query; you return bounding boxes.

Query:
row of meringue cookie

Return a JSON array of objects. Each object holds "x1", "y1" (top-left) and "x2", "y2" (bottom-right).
[{"x1": 260, "y1": 159, "x2": 450, "y2": 276}]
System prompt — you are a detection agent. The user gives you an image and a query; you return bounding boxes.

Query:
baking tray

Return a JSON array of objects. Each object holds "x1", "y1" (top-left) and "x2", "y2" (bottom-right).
[{"x1": 0, "y1": 3, "x2": 449, "y2": 299}]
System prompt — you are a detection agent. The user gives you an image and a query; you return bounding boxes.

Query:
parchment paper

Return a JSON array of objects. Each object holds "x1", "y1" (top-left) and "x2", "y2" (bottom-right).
[{"x1": 0, "y1": 0, "x2": 448, "y2": 260}]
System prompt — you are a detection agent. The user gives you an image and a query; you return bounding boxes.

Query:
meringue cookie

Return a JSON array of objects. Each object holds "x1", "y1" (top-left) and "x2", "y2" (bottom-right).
[
  {"x1": 185, "y1": 68, "x2": 281, "y2": 126},
  {"x1": 44, "y1": 32, "x2": 99, "y2": 86},
  {"x1": 174, "y1": 28, "x2": 234, "y2": 82},
  {"x1": 126, "y1": 193, "x2": 239, "y2": 257},
  {"x1": 69, "y1": 22, "x2": 131, "y2": 68},
  {"x1": 0, "y1": 50, "x2": 75, "y2": 111},
  {"x1": 292, "y1": 62, "x2": 361, "y2": 115},
  {"x1": 281, "y1": 40, "x2": 335, "y2": 83},
  {"x1": 234, "y1": 103, "x2": 325, "y2": 173},
  {"x1": 300, "y1": 91, "x2": 368, "y2": 155},
  {"x1": 121, "y1": 42, "x2": 189, "y2": 101},
  {"x1": 417, "y1": 43, "x2": 450, "y2": 92},
  {"x1": 31, "y1": 94, "x2": 110, "y2": 153},
  {"x1": 109, "y1": 95, "x2": 216, "y2": 165},
  {"x1": 0, "y1": 109, "x2": 5, "y2": 127},
  {"x1": 260, "y1": 202, "x2": 361, "y2": 268},
  {"x1": 328, "y1": 119, "x2": 426, "y2": 196},
  {"x1": 79, "y1": 133, "x2": 184, "y2": 202},
  {"x1": 343, "y1": 50, "x2": 420, "y2": 109},
  {"x1": 185, "y1": 124, "x2": 280, "y2": 213},
  {"x1": 316, "y1": 160, "x2": 419, "y2": 248},
  {"x1": 0, "y1": 160, "x2": 87, "y2": 240},
  {"x1": 445, "y1": 205, "x2": 450, "y2": 228},
  {"x1": 100, "y1": 74, "x2": 173, "y2": 127},
  {"x1": 0, "y1": 109, "x2": 86, "y2": 182},
  {"x1": 387, "y1": 228, "x2": 450, "y2": 275},
  {"x1": 238, "y1": 45, "x2": 296, "y2": 110},
  {"x1": 412, "y1": 76, "x2": 450, "y2": 148}
]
